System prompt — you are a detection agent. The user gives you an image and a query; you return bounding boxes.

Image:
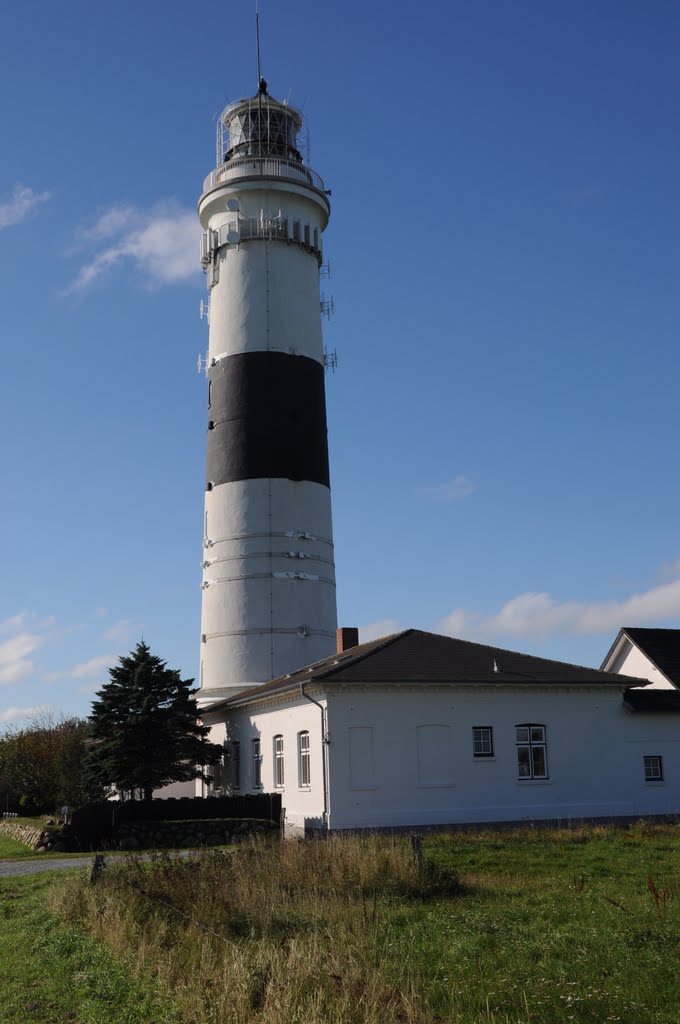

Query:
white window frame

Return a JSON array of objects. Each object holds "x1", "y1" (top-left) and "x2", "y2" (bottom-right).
[
  {"x1": 231, "y1": 740, "x2": 240, "y2": 791},
  {"x1": 274, "y1": 734, "x2": 285, "y2": 788},
  {"x1": 516, "y1": 724, "x2": 548, "y2": 780},
  {"x1": 252, "y1": 738, "x2": 262, "y2": 789},
  {"x1": 644, "y1": 755, "x2": 664, "y2": 782},
  {"x1": 472, "y1": 726, "x2": 494, "y2": 758},
  {"x1": 298, "y1": 731, "x2": 311, "y2": 788}
]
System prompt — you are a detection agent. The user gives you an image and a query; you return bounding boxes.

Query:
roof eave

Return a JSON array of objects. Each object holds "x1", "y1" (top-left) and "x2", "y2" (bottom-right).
[
  {"x1": 205, "y1": 673, "x2": 642, "y2": 714},
  {"x1": 600, "y1": 628, "x2": 628, "y2": 671}
]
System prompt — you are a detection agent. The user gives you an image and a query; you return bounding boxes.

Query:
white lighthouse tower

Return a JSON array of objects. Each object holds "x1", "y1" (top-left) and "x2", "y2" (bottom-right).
[{"x1": 196, "y1": 80, "x2": 338, "y2": 701}]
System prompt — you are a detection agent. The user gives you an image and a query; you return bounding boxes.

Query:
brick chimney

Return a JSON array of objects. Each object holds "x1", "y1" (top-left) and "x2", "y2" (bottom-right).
[{"x1": 336, "y1": 627, "x2": 359, "y2": 654}]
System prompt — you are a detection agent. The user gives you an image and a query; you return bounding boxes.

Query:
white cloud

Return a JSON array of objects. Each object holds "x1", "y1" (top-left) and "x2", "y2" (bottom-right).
[
  {"x1": 78, "y1": 683, "x2": 101, "y2": 695},
  {"x1": 657, "y1": 556, "x2": 680, "y2": 582},
  {"x1": 0, "y1": 183, "x2": 51, "y2": 229},
  {"x1": 70, "y1": 654, "x2": 115, "y2": 679},
  {"x1": 417, "y1": 475, "x2": 476, "y2": 502},
  {"x1": 45, "y1": 653, "x2": 115, "y2": 683},
  {"x1": 0, "y1": 704, "x2": 49, "y2": 724},
  {"x1": 438, "y1": 578, "x2": 680, "y2": 642},
  {"x1": 64, "y1": 202, "x2": 200, "y2": 294},
  {"x1": 0, "y1": 613, "x2": 29, "y2": 634},
  {"x1": 0, "y1": 632, "x2": 44, "y2": 686},
  {"x1": 103, "y1": 618, "x2": 140, "y2": 644},
  {"x1": 359, "y1": 618, "x2": 402, "y2": 643},
  {"x1": 80, "y1": 205, "x2": 137, "y2": 241}
]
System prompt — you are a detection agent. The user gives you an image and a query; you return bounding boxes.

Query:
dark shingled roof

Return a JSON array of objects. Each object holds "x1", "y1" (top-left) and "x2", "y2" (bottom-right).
[
  {"x1": 624, "y1": 688, "x2": 680, "y2": 712},
  {"x1": 620, "y1": 627, "x2": 680, "y2": 688},
  {"x1": 208, "y1": 629, "x2": 649, "y2": 711}
]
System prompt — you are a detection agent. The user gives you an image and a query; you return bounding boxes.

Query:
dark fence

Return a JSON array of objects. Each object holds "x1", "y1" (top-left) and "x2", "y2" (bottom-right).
[{"x1": 70, "y1": 793, "x2": 282, "y2": 849}]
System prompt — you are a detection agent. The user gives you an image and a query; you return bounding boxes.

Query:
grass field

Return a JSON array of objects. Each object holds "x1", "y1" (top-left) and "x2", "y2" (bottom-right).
[
  {"x1": 50, "y1": 822, "x2": 680, "y2": 1024},
  {"x1": 0, "y1": 832, "x2": 35, "y2": 858},
  {"x1": 0, "y1": 872, "x2": 180, "y2": 1024}
]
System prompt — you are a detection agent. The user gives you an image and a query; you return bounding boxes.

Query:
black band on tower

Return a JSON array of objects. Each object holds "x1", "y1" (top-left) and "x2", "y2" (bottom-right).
[{"x1": 206, "y1": 351, "x2": 330, "y2": 488}]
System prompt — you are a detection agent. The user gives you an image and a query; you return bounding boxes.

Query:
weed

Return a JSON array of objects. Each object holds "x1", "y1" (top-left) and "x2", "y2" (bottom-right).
[
  {"x1": 647, "y1": 876, "x2": 671, "y2": 918},
  {"x1": 51, "y1": 826, "x2": 680, "y2": 1024}
]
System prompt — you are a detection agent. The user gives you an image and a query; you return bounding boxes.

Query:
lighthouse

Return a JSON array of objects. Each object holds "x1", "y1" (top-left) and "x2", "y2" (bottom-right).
[{"x1": 196, "y1": 81, "x2": 338, "y2": 701}]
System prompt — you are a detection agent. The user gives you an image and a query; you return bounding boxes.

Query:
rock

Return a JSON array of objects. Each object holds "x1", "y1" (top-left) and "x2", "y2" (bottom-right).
[
  {"x1": 51, "y1": 841, "x2": 68, "y2": 852},
  {"x1": 119, "y1": 837, "x2": 140, "y2": 850}
]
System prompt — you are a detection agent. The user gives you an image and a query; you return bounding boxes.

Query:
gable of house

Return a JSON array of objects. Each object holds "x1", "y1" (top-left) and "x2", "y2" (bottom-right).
[{"x1": 601, "y1": 627, "x2": 680, "y2": 690}]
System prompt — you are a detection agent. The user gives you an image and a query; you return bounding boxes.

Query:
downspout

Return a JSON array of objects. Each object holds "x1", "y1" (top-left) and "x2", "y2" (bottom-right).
[{"x1": 300, "y1": 683, "x2": 329, "y2": 831}]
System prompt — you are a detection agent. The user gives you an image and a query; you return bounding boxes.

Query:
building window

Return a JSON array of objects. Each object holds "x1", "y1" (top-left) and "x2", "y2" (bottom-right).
[
  {"x1": 516, "y1": 724, "x2": 548, "y2": 779},
  {"x1": 252, "y1": 738, "x2": 262, "y2": 789},
  {"x1": 274, "y1": 735, "x2": 285, "y2": 788},
  {"x1": 298, "y1": 731, "x2": 310, "y2": 788},
  {"x1": 473, "y1": 727, "x2": 494, "y2": 758},
  {"x1": 211, "y1": 748, "x2": 225, "y2": 791},
  {"x1": 231, "y1": 741, "x2": 240, "y2": 790},
  {"x1": 644, "y1": 755, "x2": 663, "y2": 782}
]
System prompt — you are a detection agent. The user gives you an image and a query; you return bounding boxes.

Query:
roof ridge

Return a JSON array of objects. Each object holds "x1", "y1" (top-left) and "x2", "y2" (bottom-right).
[
  {"x1": 624, "y1": 626, "x2": 680, "y2": 634},
  {"x1": 418, "y1": 629, "x2": 615, "y2": 676}
]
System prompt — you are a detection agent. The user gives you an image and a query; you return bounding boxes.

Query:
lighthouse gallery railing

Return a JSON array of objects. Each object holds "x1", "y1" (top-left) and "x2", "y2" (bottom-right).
[{"x1": 203, "y1": 155, "x2": 325, "y2": 194}]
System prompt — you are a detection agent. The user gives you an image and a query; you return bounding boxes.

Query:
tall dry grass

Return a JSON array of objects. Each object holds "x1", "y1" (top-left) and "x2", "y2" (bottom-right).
[{"x1": 55, "y1": 835, "x2": 460, "y2": 1024}]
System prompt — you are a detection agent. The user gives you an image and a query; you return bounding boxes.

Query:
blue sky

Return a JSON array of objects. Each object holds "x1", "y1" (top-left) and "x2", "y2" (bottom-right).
[{"x1": 1, "y1": 0, "x2": 679, "y2": 726}]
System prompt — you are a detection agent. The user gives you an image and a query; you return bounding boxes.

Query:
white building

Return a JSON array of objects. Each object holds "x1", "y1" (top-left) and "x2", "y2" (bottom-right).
[
  {"x1": 202, "y1": 628, "x2": 680, "y2": 833},
  {"x1": 602, "y1": 627, "x2": 680, "y2": 690}
]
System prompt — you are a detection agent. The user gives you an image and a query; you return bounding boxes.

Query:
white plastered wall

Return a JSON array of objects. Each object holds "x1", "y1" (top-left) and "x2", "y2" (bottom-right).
[
  {"x1": 208, "y1": 230, "x2": 324, "y2": 364},
  {"x1": 324, "y1": 684, "x2": 680, "y2": 829},
  {"x1": 204, "y1": 683, "x2": 680, "y2": 828},
  {"x1": 607, "y1": 638, "x2": 675, "y2": 690},
  {"x1": 210, "y1": 696, "x2": 327, "y2": 833},
  {"x1": 201, "y1": 478, "x2": 336, "y2": 689}
]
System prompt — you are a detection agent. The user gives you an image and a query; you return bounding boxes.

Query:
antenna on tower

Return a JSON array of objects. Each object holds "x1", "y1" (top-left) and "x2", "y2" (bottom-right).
[
  {"x1": 255, "y1": 1, "x2": 266, "y2": 158},
  {"x1": 255, "y1": 1, "x2": 262, "y2": 87}
]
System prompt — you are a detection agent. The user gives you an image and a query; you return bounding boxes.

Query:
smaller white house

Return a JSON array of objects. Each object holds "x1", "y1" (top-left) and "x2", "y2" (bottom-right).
[
  {"x1": 602, "y1": 627, "x2": 680, "y2": 690},
  {"x1": 202, "y1": 629, "x2": 680, "y2": 833}
]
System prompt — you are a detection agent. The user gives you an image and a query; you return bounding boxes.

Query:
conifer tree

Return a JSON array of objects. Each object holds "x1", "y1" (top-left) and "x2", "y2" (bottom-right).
[{"x1": 86, "y1": 642, "x2": 222, "y2": 801}]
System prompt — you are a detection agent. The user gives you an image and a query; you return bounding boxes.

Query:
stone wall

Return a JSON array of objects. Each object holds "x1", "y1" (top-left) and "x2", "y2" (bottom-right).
[
  {"x1": 0, "y1": 817, "x2": 278, "y2": 853},
  {"x1": 0, "y1": 820, "x2": 72, "y2": 852},
  {"x1": 116, "y1": 818, "x2": 278, "y2": 850}
]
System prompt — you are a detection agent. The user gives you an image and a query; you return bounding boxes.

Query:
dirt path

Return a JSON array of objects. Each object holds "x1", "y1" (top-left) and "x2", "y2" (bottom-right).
[{"x1": 0, "y1": 855, "x2": 96, "y2": 877}]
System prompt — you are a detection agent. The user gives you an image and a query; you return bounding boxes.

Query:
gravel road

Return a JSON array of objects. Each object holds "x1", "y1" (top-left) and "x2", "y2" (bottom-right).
[
  {"x1": 0, "y1": 849, "x2": 206, "y2": 878},
  {"x1": 0, "y1": 856, "x2": 96, "y2": 878}
]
